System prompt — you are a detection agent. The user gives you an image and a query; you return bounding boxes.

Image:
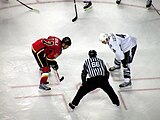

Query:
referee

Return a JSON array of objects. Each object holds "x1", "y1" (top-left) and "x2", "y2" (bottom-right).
[{"x1": 69, "y1": 50, "x2": 120, "y2": 110}]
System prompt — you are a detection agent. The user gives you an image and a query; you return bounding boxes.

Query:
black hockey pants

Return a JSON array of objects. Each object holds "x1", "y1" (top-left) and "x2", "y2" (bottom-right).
[{"x1": 72, "y1": 76, "x2": 119, "y2": 106}]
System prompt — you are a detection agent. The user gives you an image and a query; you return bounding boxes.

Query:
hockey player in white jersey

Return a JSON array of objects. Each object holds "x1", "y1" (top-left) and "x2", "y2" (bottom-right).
[{"x1": 99, "y1": 33, "x2": 137, "y2": 88}]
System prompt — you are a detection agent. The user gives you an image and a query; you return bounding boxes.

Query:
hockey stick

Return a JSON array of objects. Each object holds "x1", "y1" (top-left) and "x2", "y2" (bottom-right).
[
  {"x1": 54, "y1": 70, "x2": 64, "y2": 82},
  {"x1": 72, "y1": 0, "x2": 78, "y2": 22},
  {"x1": 16, "y1": 0, "x2": 40, "y2": 13},
  {"x1": 151, "y1": 4, "x2": 160, "y2": 16}
]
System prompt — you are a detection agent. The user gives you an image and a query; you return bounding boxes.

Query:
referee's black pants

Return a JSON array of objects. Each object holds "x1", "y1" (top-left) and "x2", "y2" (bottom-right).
[{"x1": 72, "y1": 76, "x2": 120, "y2": 106}]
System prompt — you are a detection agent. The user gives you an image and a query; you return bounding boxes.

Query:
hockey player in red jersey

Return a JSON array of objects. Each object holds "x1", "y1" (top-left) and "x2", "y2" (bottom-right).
[{"x1": 32, "y1": 36, "x2": 71, "y2": 90}]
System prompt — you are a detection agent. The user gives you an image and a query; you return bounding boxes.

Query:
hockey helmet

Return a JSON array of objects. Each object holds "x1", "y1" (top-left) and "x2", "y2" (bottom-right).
[
  {"x1": 99, "y1": 33, "x2": 108, "y2": 42},
  {"x1": 62, "y1": 37, "x2": 71, "y2": 46},
  {"x1": 88, "y1": 50, "x2": 97, "y2": 58}
]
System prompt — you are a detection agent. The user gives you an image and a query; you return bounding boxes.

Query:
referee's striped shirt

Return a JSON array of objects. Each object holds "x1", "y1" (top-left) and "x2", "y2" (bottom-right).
[{"x1": 83, "y1": 57, "x2": 106, "y2": 78}]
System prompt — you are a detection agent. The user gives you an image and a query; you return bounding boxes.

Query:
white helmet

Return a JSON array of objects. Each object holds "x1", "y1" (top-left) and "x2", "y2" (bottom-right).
[{"x1": 99, "y1": 33, "x2": 108, "y2": 42}]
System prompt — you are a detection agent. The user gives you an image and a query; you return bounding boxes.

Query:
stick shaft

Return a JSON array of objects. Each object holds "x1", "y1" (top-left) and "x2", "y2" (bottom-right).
[
  {"x1": 72, "y1": 0, "x2": 78, "y2": 22},
  {"x1": 152, "y1": 4, "x2": 160, "y2": 16},
  {"x1": 54, "y1": 70, "x2": 64, "y2": 82},
  {"x1": 17, "y1": 0, "x2": 33, "y2": 10}
]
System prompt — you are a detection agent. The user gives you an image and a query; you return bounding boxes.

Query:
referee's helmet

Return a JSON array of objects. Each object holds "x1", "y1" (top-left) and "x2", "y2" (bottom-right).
[{"x1": 88, "y1": 50, "x2": 97, "y2": 58}]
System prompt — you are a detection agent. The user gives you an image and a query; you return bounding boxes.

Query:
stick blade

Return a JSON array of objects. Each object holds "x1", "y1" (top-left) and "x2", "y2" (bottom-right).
[
  {"x1": 72, "y1": 16, "x2": 78, "y2": 22},
  {"x1": 32, "y1": 9, "x2": 40, "y2": 14},
  {"x1": 60, "y1": 76, "x2": 64, "y2": 82}
]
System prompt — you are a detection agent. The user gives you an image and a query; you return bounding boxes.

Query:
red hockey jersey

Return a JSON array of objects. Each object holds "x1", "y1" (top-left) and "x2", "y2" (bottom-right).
[{"x1": 32, "y1": 36, "x2": 62, "y2": 61}]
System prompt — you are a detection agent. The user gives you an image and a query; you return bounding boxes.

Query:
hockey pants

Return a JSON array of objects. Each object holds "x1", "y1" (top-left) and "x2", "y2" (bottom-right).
[{"x1": 72, "y1": 76, "x2": 119, "y2": 106}]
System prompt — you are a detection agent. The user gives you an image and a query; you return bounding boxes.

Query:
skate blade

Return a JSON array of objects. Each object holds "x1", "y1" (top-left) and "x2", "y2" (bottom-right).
[
  {"x1": 38, "y1": 88, "x2": 51, "y2": 92},
  {"x1": 69, "y1": 108, "x2": 74, "y2": 112},
  {"x1": 119, "y1": 85, "x2": 132, "y2": 89},
  {"x1": 84, "y1": 6, "x2": 92, "y2": 11}
]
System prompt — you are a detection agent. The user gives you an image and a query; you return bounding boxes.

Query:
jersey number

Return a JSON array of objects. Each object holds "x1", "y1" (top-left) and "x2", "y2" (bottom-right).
[
  {"x1": 116, "y1": 34, "x2": 126, "y2": 38},
  {"x1": 42, "y1": 39, "x2": 58, "y2": 46},
  {"x1": 91, "y1": 62, "x2": 100, "y2": 68}
]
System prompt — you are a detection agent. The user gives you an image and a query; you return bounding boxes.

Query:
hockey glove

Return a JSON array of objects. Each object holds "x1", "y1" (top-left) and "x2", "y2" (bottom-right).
[
  {"x1": 50, "y1": 61, "x2": 58, "y2": 71},
  {"x1": 51, "y1": 64, "x2": 58, "y2": 70}
]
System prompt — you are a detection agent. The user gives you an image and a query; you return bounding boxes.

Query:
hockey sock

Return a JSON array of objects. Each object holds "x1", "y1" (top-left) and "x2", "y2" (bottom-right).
[{"x1": 40, "y1": 73, "x2": 49, "y2": 84}]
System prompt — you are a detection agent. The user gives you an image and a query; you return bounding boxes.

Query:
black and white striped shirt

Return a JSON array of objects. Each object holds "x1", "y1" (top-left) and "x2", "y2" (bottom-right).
[{"x1": 83, "y1": 57, "x2": 107, "y2": 78}]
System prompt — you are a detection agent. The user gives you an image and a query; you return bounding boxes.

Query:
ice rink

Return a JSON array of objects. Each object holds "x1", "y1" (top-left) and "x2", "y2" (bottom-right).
[{"x1": 0, "y1": 0, "x2": 160, "y2": 120}]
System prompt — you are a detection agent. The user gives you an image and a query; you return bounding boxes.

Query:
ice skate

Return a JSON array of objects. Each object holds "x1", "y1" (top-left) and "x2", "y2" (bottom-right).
[
  {"x1": 109, "y1": 66, "x2": 121, "y2": 71},
  {"x1": 119, "y1": 80, "x2": 132, "y2": 88},
  {"x1": 69, "y1": 103, "x2": 76, "y2": 110},
  {"x1": 83, "y1": 2, "x2": 92, "y2": 11},
  {"x1": 146, "y1": 0, "x2": 152, "y2": 8},
  {"x1": 39, "y1": 83, "x2": 51, "y2": 90},
  {"x1": 113, "y1": 101, "x2": 120, "y2": 106},
  {"x1": 116, "y1": 0, "x2": 121, "y2": 4}
]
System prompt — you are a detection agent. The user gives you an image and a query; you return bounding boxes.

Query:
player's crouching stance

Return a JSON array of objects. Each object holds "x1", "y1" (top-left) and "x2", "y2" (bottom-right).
[
  {"x1": 32, "y1": 36, "x2": 71, "y2": 90},
  {"x1": 69, "y1": 50, "x2": 120, "y2": 110},
  {"x1": 99, "y1": 33, "x2": 137, "y2": 88}
]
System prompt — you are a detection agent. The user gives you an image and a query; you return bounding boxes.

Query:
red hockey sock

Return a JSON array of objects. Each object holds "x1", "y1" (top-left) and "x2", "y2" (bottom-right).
[{"x1": 40, "y1": 73, "x2": 49, "y2": 84}]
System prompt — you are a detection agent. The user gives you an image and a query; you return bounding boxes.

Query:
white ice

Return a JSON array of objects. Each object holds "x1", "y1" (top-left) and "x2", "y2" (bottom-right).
[{"x1": 0, "y1": 0, "x2": 160, "y2": 120}]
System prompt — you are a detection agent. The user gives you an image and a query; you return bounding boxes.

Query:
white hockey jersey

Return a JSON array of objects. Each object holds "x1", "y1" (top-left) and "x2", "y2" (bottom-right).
[{"x1": 108, "y1": 33, "x2": 137, "y2": 61}]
